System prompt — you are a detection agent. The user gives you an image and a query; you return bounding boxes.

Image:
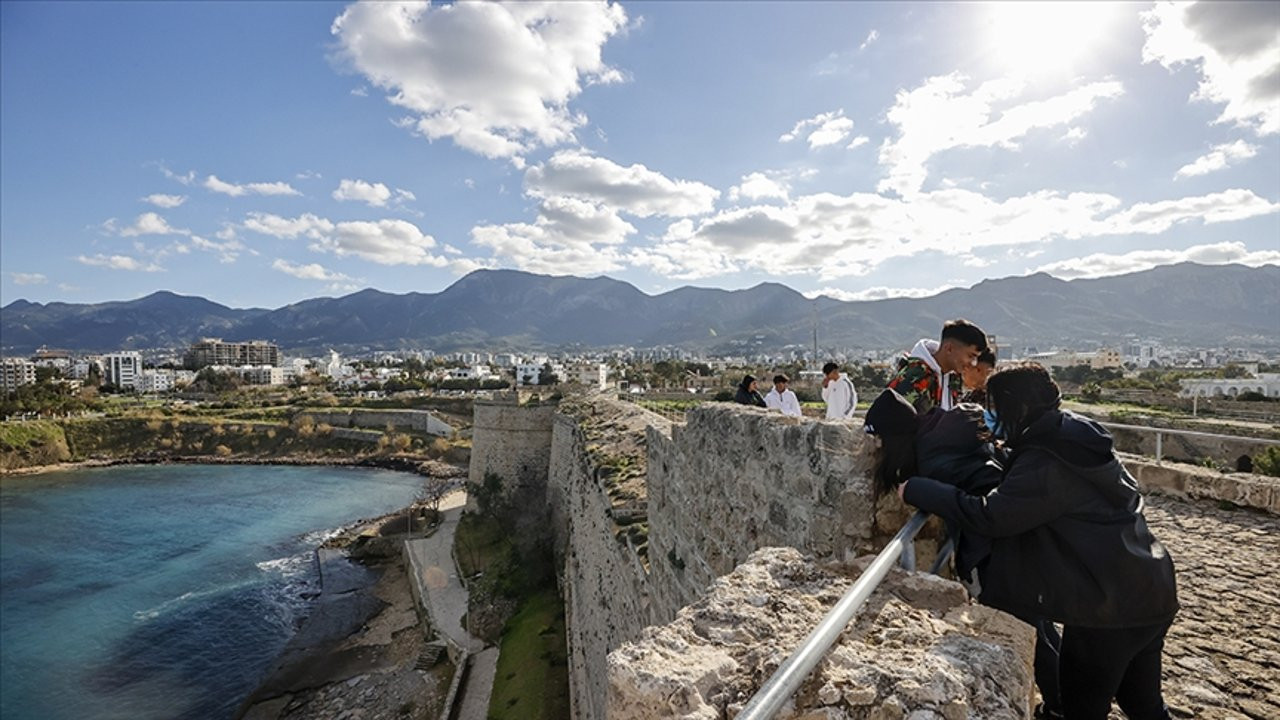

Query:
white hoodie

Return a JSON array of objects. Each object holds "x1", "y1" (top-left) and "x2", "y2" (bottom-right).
[
  {"x1": 909, "y1": 338, "x2": 954, "y2": 411},
  {"x1": 765, "y1": 387, "x2": 802, "y2": 417},
  {"x1": 822, "y1": 372, "x2": 858, "y2": 419}
]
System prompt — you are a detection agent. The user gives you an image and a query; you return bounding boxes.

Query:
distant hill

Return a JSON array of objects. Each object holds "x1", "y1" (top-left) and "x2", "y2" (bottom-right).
[{"x1": 2, "y1": 263, "x2": 1277, "y2": 354}]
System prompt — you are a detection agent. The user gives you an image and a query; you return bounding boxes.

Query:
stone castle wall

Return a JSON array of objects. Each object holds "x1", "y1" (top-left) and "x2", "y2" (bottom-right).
[
  {"x1": 467, "y1": 399, "x2": 556, "y2": 514},
  {"x1": 645, "y1": 404, "x2": 925, "y2": 619},
  {"x1": 546, "y1": 410, "x2": 661, "y2": 720}
]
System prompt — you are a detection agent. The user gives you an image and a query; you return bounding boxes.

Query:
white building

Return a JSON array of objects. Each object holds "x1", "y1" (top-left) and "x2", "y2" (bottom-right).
[
  {"x1": 571, "y1": 363, "x2": 609, "y2": 390},
  {"x1": 31, "y1": 348, "x2": 73, "y2": 372},
  {"x1": 102, "y1": 352, "x2": 143, "y2": 390},
  {"x1": 447, "y1": 365, "x2": 492, "y2": 381},
  {"x1": 138, "y1": 369, "x2": 175, "y2": 393},
  {"x1": 1179, "y1": 373, "x2": 1280, "y2": 399},
  {"x1": 516, "y1": 362, "x2": 567, "y2": 385},
  {"x1": 1026, "y1": 348, "x2": 1123, "y2": 370},
  {"x1": 1, "y1": 358, "x2": 38, "y2": 393},
  {"x1": 240, "y1": 365, "x2": 286, "y2": 386}
]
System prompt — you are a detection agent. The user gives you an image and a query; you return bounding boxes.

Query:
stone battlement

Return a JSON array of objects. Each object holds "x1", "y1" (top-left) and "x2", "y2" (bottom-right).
[{"x1": 469, "y1": 394, "x2": 1280, "y2": 718}]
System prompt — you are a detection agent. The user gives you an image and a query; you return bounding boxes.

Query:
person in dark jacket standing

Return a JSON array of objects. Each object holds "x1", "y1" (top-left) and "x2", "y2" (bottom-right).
[
  {"x1": 734, "y1": 374, "x2": 766, "y2": 407},
  {"x1": 898, "y1": 363, "x2": 1178, "y2": 720}
]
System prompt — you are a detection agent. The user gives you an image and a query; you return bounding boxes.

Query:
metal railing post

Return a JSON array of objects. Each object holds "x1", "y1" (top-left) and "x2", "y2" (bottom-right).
[
  {"x1": 1155, "y1": 431, "x2": 1163, "y2": 461},
  {"x1": 735, "y1": 509, "x2": 930, "y2": 720}
]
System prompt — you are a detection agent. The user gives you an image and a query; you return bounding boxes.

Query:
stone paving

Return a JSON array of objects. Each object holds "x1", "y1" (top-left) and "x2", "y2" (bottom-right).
[{"x1": 1139, "y1": 494, "x2": 1279, "y2": 720}]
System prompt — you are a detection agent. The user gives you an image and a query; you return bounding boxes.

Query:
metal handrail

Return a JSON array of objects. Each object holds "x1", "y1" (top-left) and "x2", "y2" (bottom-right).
[
  {"x1": 735, "y1": 509, "x2": 931, "y2": 720},
  {"x1": 1099, "y1": 421, "x2": 1279, "y2": 445}
]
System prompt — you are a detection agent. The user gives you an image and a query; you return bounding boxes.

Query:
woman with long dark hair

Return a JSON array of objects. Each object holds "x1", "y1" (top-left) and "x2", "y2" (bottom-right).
[{"x1": 896, "y1": 363, "x2": 1179, "y2": 720}]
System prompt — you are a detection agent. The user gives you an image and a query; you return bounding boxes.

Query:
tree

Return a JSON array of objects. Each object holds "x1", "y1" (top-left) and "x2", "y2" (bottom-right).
[
  {"x1": 422, "y1": 475, "x2": 450, "y2": 522},
  {"x1": 537, "y1": 362, "x2": 559, "y2": 386}
]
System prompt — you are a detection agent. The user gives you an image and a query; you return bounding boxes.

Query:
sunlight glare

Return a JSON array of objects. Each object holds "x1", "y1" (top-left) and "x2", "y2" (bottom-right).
[{"x1": 984, "y1": 2, "x2": 1124, "y2": 78}]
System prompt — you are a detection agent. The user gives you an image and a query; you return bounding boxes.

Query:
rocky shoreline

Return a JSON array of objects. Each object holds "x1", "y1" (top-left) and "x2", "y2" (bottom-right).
[{"x1": 239, "y1": 505, "x2": 458, "y2": 720}]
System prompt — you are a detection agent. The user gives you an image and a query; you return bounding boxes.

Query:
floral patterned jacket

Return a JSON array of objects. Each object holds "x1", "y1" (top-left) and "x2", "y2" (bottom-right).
[{"x1": 886, "y1": 355, "x2": 961, "y2": 414}]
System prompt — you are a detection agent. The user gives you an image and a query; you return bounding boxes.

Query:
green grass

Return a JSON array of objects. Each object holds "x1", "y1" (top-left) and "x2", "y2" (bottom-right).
[
  {"x1": 486, "y1": 588, "x2": 570, "y2": 720},
  {"x1": 0, "y1": 420, "x2": 66, "y2": 451}
]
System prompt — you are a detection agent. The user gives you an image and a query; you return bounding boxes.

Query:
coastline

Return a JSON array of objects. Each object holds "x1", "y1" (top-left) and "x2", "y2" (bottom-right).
[{"x1": 0, "y1": 453, "x2": 467, "y2": 483}]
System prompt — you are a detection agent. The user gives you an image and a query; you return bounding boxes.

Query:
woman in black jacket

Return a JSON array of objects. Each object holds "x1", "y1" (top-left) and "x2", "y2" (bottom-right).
[
  {"x1": 898, "y1": 363, "x2": 1178, "y2": 720},
  {"x1": 734, "y1": 374, "x2": 766, "y2": 407}
]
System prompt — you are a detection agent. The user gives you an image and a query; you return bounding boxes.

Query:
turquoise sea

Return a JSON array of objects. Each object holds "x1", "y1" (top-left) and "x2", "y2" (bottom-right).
[{"x1": 0, "y1": 464, "x2": 425, "y2": 720}]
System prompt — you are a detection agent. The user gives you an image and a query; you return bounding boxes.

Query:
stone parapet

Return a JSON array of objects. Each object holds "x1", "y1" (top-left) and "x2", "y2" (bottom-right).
[
  {"x1": 607, "y1": 547, "x2": 1034, "y2": 719},
  {"x1": 645, "y1": 404, "x2": 904, "y2": 621},
  {"x1": 1123, "y1": 454, "x2": 1279, "y2": 514}
]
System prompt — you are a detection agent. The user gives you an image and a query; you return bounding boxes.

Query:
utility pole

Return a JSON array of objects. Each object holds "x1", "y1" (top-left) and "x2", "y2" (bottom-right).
[{"x1": 812, "y1": 302, "x2": 819, "y2": 368}]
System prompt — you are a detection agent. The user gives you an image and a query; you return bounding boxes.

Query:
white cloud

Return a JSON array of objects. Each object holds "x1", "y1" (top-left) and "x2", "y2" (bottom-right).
[
  {"x1": 331, "y1": 1, "x2": 627, "y2": 162},
  {"x1": 805, "y1": 285, "x2": 953, "y2": 302},
  {"x1": 296, "y1": 170, "x2": 322, "y2": 180},
  {"x1": 859, "y1": 29, "x2": 879, "y2": 51},
  {"x1": 1142, "y1": 1, "x2": 1280, "y2": 135},
  {"x1": 878, "y1": 73, "x2": 1124, "y2": 196},
  {"x1": 320, "y1": 219, "x2": 446, "y2": 267},
  {"x1": 243, "y1": 212, "x2": 335, "y2": 240},
  {"x1": 108, "y1": 212, "x2": 190, "y2": 237},
  {"x1": 333, "y1": 178, "x2": 393, "y2": 207},
  {"x1": 1034, "y1": 241, "x2": 1280, "y2": 279},
  {"x1": 471, "y1": 195, "x2": 634, "y2": 275},
  {"x1": 204, "y1": 174, "x2": 301, "y2": 197},
  {"x1": 350, "y1": 85, "x2": 368, "y2": 97},
  {"x1": 142, "y1": 193, "x2": 186, "y2": 208},
  {"x1": 242, "y1": 212, "x2": 445, "y2": 266},
  {"x1": 847, "y1": 135, "x2": 870, "y2": 149},
  {"x1": 1100, "y1": 188, "x2": 1279, "y2": 234},
  {"x1": 11, "y1": 272, "x2": 47, "y2": 286},
  {"x1": 189, "y1": 235, "x2": 248, "y2": 263},
  {"x1": 75, "y1": 254, "x2": 163, "y2": 272},
  {"x1": 629, "y1": 185, "x2": 1279, "y2": 281},
  {"x1": 780, "y1": 109, "x2": 855, "y2": 149},
  {"x1": 728, "y1": 172, "x2": 790, "y2": 203},
  {"x1": 1173, "y1": 139, "x2": 1260, "y2": 178},
  {"x1": 271, "y1": 259, "x2": 354, "y2": 282},
  {"x1": 1062, "y1": 127, "x2": 1087, "y2": 145},
  {"x1": 156, "y1": 164, "x2": 196, "y2": 185},
  {"x1": 524, "y1": 150, "x2": 719, "y2": 217}
]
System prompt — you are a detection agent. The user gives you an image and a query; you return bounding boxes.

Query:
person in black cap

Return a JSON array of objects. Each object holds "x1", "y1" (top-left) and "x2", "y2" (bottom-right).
[{"x1": 734, "y1": 374, "x2": 766, "y2": 407}]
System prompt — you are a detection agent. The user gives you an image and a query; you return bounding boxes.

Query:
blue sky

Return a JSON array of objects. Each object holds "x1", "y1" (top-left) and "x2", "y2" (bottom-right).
[{"x1": 2, "y1": 1, "x2": 1277, "y2": 308}]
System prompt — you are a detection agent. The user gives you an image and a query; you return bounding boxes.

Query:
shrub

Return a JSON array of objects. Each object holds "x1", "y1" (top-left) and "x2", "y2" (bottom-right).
[
  {"x1": 214, "y1": 444, "x2": 232, "y2": 457},
  {"x1": 1254, "y1": 447, "x2": 1280, "y2": 478}
]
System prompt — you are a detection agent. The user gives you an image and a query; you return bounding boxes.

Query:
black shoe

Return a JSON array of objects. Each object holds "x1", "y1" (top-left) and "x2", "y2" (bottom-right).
[{"x1": 1034, "y1": 703, "x2": 1064, "y2": 720}]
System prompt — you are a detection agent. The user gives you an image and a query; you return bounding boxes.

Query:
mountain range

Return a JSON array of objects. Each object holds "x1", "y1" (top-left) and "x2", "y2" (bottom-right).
[{"x1": 2, "y1": 263, "x2": 1277, "y2": 355}]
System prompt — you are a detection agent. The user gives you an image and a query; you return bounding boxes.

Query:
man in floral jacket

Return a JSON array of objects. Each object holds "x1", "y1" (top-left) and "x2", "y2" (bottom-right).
[{"x1": 887, "y1": 319, "x2": 989, "y2": 413}]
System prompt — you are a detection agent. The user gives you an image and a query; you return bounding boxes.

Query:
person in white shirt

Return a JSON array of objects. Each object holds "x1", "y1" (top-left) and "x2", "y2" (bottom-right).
[
  {"x1": 821, "y1": 362, "x2": 858, "y2": 420},
  {"x1": 764, "y1": 374, "x2": 802, "y2": 417}
]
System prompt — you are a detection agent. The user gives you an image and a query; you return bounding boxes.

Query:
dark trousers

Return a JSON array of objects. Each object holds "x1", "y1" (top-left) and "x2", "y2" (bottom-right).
[
  {"x1": 1033, "y1": 619, "x2": 1062, "y2": 714},
  {"x1": 1009, "y1": 615, "x2": 1062, "y2": 715},
  {"x1": 1060, "y1": 621, "x2": 1173, "y2": 720}
]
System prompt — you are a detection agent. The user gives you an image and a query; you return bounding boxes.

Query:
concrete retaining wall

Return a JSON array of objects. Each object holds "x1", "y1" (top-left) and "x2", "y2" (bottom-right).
[{"x1": 301, "y1": 408, "x2": 454, "y2": 437}]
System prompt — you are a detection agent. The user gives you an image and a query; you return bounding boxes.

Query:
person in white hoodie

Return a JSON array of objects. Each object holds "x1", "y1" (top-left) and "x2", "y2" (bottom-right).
[
  {"x1": 821, "y1": 362, "x2": 858, "y2": 419},
  {"x1": 764, "y1": 374, "x2": 803, "y2": 417},
  {"x1": 886, "y1": 319, "x2": 988, "y2": 413}
]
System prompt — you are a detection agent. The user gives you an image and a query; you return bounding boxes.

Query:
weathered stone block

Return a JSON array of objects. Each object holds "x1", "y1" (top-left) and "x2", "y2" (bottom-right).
[{"x1": 607, "y1": 547, "x2": 1034, "y2": 720}]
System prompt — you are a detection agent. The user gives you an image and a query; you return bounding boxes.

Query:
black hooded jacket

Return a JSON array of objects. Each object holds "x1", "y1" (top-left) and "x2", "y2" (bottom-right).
[
  {"x1": 904, "y1": 409, "x2": 1179, "y2": 629},
  {"x1": 735, "y1": 379, "x2": 766, "y2": 407}
]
